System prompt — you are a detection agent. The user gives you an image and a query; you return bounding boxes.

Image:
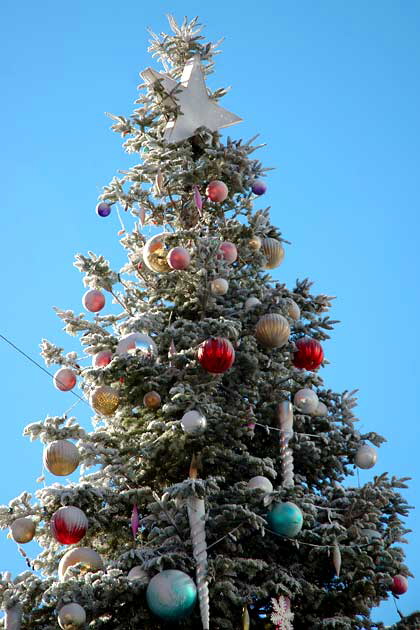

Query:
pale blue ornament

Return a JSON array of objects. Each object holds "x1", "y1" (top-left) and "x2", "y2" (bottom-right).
[
  {"x1": 146, "y1": 569, "x2": 197, "y2": 621},
  {"x1": 267, "y1": 501, "x2": 303, "y2": 537}
]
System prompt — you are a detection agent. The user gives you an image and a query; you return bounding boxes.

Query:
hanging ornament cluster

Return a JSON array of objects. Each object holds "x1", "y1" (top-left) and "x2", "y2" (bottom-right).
[
  {"x1": 58, "y1": 603, "x2": 86, "y2": 629},
  {"x1": 10, "y1": 517, "x2": 36, "y2": 544},
  {"x1": 267, "y1": 501, "x2": 303, "y2": 537},
  {"x1": 146, "y1": 569, "x2": 197, "y2": 621},
  {"x1": 58, "y1": 546, "x2": 103, "y2": 581},
  {"x1": 206, "y1": 180, "x2": 228, "y2": 202},
  {"x1": 96, "y1": 202, "x2": 111, "y2": 217},
  {"x1": 90, "y1": 385, "x2": 120, "y2": 416},
  {"x1": 82, "y1": 289, "x2": 105, "y2": 313},
  {"x1": 261, "y1": 237, "x2": 284, "y2": 269},
  {"x1": 181, "y1": 410, "x2": 207, "y2": 434},
  {"x1": 51, "y1": 506, "x2": 88, "y2": 545},
  {"x1": 116, "y1": 332, "x2": 157, "y2": 359},
  {"x1": 53, "y1": 368, "x2": 77, "y2": 392},
  {"x1": 354, "y1": 444, "x2": 377, "y2": 469},
  {"x1": 43, "y1": 440, "x2": 80, "y2": 476},
  {"x1": 255, "y1": 314, "x2": 290, "y2": 348},
  {"x1": 293, "y1": 337, "x2": 324, "y2": 371}
]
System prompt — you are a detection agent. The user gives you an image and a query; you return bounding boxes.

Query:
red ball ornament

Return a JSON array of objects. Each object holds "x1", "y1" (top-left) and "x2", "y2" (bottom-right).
[
  {"x1": 391, "y1": 575, "x2": 408, "y2": 596},
  {"x1": 53, "y1": 368, "x2": 77, "y2": 392},
  {"x1": 292, "y1": 337, "x2": 324, "y2": 371},
  {"x1": 197, "y1": 337, "x2": 235, "y2": 374},
  {"x1": 51, "y1": 506, "x2": 88, "y2": 545},
  {"x1": 92, "y1": 350, "x2": 113, "y2": 368},
  {"x1": 218, "y1": 242, "x2": 238, "y2": 264},
  {"x1": 167, "y1": 246, "x2": 191, "y2": 270},
  {"x1": 206, "y1": 180, "x2": 228, "y2": 202},
  {"x1": 82, "y1": 289, "x2": 105, "y2": 313}
]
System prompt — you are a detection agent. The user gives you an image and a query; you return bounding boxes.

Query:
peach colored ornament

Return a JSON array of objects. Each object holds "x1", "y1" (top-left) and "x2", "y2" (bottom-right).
[
  {"x1": 218, "y1": 242, "x2": 237, "y2": 264},
  {"x1": 53, "y1": 368, "x2": 77, "y2": 392},
  {"x1": 92, "y1": 350, "x2": 113, "y2": 367},
  {"x1": 58, "y1": 546, "x2": 103, "y2": 581},
  {"x1": 167, "y1": 246, "x2": 191, "y2": 270},
  {"x1": 206, "y1": 180, "x2": 228, "y2": 202},
  {"x1": 82, "y1": 289, "x2": 105, "y2": 313}
]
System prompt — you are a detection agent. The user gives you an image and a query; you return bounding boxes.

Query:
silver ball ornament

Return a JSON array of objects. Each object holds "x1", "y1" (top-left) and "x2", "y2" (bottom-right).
[
  {"x1": 355, "y1": 444, "x2": 377, "y2": 469},
  {"x1": 116, "y1": 332, "x2": 157, "y2": 358},
  {"x1": 244, "y1": 297, "x2": 261, "y2": 312},
  {"x1": 247, "y1": 476, "x2": 273, "y2": 493},
  {"x1": 58, "y1": 603, "x2": 86, "y2": 629},
  {"x1": 314, "y1": 401, "x2": 328, "y2": 416},
  {"x1": 181, "y1": 410, "x2": 206, "y2": 434},
  {"x1": 128, "y1": 565, "x2": 149, "y2": 584},
  {"x1": 210, "y1": 278, "x2": 229, "y2": 296},
  {"x1": 293, "y1": 388, "x2": 319, "y2": 414}
]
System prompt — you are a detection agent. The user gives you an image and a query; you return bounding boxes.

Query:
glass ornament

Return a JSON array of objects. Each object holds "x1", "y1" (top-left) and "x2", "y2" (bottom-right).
[
  {"x1": 293, "y1": 337, "x2": 324, "y2": 371},
  {"x1": 51, "y1": 506, "x2": 88, "y2": 545},
  {"x1": 247, "y1": 476, "x2": 273, "y2": 493},
  {"x1": 10, "y1": 517, "x2": 36, "y2": 544},
  {"x1": 293, "y1": 388, "x2": 319, "y2": 414},
  {"x1": 96, "y1": 202, "x2": 111, "y2": 217},
  {"x1": 116, "y1": 332, "x2": 157, "y2": 359},
  {"x1": 82, "y1": 289, "x2": 105, "y2": 313},
  {"x1": 43, "y1": 440, "x2": 80, "y2": 476},
  {"x1": 53, "y1": 368, "x2": 77, "y2": 392},
  {"x1": 218, "y1": 241, "x2": 237, "y2": 264},
  {"x1": 206, "y1": 180, "x2": 228, "y2": 202},
  {"x1": 277, "y1": 401, "x2": 294, "y2": 439},
  {"x1": 90, "y1": 386, "x2": 120, "y2": 416},
  {"x1": 58, "y1": 546, "x2": 104, "y2": 581},
  {"x1": 92, "y1": 349, "x2": 113, "y2": 367},
  {"x1": 58, "y1": 603, "x2": 86, "y2": 629},
  {"x1": 143, "y1": 232, "x2": 172, "y2": 273},
  {"x1": 261, "y1": 237, "x2": 284, "y2": 269},
  {"x1": 285, "y1": 298, "x2": 300, "y2": 321},
  {"x1": 267, "y1": 501, "x2": 303, "y2": 537},
  {"x1": 143, "y1": 390, "x2": 161, "y2": 410},
  {"x1": 354, "y1": 444, "x2": 377, "y2": 469},
  {"x1": 391, "y1": 575, "x2": 408, "y2": 595},
  {"x1": 244, "y1": 297, "x2": 261, "y2": 312},
  {"x1": 128, "y1": 566, "x2": 149, "y2": 584},
  {"x1": 167, "y1": 246, "x2": 191, "y2": 270},
  {"x1": 181, "y1": 410, "x2": 207, "y2": 434},
  {"x1": 251, "y1": 180, "x2": 267, "y2": 196},
  {"x1": 146, "y1": 569, "x2": 197, "y2": 622},
  {"x1": 210, "y1": 278, "x2": 229, "y2": 296},
  {"x1": 197, "y1": 337, "x2": 235, "y2": 373},
  {"x1": 255, "y1": 313, "x2": 290, "y2": 348}
]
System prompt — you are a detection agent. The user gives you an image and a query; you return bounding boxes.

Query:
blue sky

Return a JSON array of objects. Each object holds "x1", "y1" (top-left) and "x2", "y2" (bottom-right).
[{"x1": 1, "y1": 0, "x2": 419, "y2": 625}]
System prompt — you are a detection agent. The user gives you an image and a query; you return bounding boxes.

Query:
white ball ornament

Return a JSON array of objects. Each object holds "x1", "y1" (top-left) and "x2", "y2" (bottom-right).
[
  {"x1": 116, "y1": 332, "x2": 157, "y2": 359},
  {"x1": 355, "y1": 444, "x2": 377, "y2": 469},
  {"x1": 58, "y1": 546, "x2": 104, "y2": 581},
  {"x1": 245, "y1": 297, "x2": 261, "y2": 312},
  {"x1": 58, "y1": 603, "x2": 86, "y2": 629},
  {"x1": 127, "y1": 565, "x2": 149, "y2": 584},
  {"x1": 181, "y1": 410, "x2": 207, "y2": 434},
  {"x1": 210, "y1": 278, "x2": 229, "y2": 296},
  {"x1": 293, "y1": 388, "x2": 319, "y2": 414},
  {"x1": 247, "y1": 476, "x2": 273, "y2": 493}
]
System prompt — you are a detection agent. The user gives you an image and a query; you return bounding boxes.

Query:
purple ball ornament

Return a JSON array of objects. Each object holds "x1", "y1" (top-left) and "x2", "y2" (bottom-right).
[
  {"x1": 167, "y1": 247, "x2": 191, "y2": 270},
  {"x1": 251, "y1": 180, "x2": 267, "y2": 196},
  {"x1": 96, "y1": 202, "x2": 112, "y2": 217},
  {"x1": 82, "y1": 289, "x2": 105, "y2": 313}
]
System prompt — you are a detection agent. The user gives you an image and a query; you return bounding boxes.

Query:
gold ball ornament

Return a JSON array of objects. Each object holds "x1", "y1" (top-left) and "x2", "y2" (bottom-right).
[
  {"x1": 90, "y1": 385, "x2": 120, "y2": 416},
  {"x1": 261, "y1": 237, "x2": 285, "y2": 269},
  {"x1": 143, "y1": 232, "x2": 172, "y2": 273},
  {"x1": 248, "y1": 235, "x2": 262, "y2": 251},
  {"x1": 58, "y1": 603, "x2": 86, "y2": 629},
  {"x1": 10, "y1": 517, "x2": 36, "y2": 543},
  {"x1": 43, "y1": 440, "x2": 80, "y2": 476},
  {"x1": 143, "y1": 390, "x2": 161, "y2": 410},
  {"x1": 58, "y1": 546, "x2": 104, "y2": 581},
  {"x1": 255, "y1": 313, "x2": 290, "y2": 348},
  {"x1": 286, "y1": 298, "x2": 301, "y2": 321}
]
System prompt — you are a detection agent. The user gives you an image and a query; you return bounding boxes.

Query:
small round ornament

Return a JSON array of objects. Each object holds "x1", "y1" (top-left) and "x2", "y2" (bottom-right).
[
  {"x1": 261, "y1": 237, "x2": 285, "y2": 269},
  {"x1": 143, "y1": 232, "x2": 172, "y2": 273},
  {"x1": 210, "y1": 278, "x2": 229, "y2": 296},
  {"x1": 267, "y1": 501, "x2": 303, "y2": 537},
  {"x1": 293, "y1": 337, "x2": 324, "y2": 371},
  {"x1": 146, "y1": 569, "x2": 197, "y2": 622},
  {"x1": 167, "y1": 246, "x2": 191, "y2": 270},
  {"x1": 58, "y1": 546, "x2": 104, "y2": 581},
  {"x1": 90, "y1": 386, "x2": 120, "y2": 416},
  {"x1": 255, "y1": 314, "x2": 290, "y2": 349},
  {"x1": 248, "y1": 235, "x2": 262, "y2": 251},
  {"x1": 143, "y1": 391, "x2": 161, "y2": 410},
  {"x1": 218, "y1": 241, "x2": 238, "y2": 264},
  {"x1": 244, "y1": 297, "x2": 261, "y2": 312},
  {"x1": 53, "y1": 368, "x2": 77, "y2": 392},
  {"x1": 248, "y1": 476, "x2": 273, "y2": 493},
  {"x1": 181, "y1": 410, "x2": 207, "y2": 434},
  {"x1": 251, "y1": 180, "x2": 267, "y2": 196},
  {"x1": 58, "y1": 603, "x2": 86, "y2": 629},
  {"x1": 197, "y1": 337, "x2": 235, "y2": 373},
  {"x1": 313, "y1": 401, "x2": 328, "y2": 416},
  {"x1": 96, "y1": 202, "x2": 111, "y2": 217},
  {"x1": 391, "y1": 575, "x2": 408, "y2": 596},
  {"x1": 116, "y1": 332, "x2": 157, "y2": 359},
  {"x1": 10, "y1": 517, "x2": 36, "y2": 544},
  {"x1": 82, "y1": 289, "x2": 105, "y2": 313},
  {"x1": 92, "y1": 349, "x2": 113, "y2": 368},
  {"x1": 51, "y1": 506, "x2": 88, "y2": 545},
  {"x1": 354, "y1": 444, "x2": 377, "y2": 470},
  {"x1": 206, "y1": 180, "x2": 228, "y2": 203},
  {"x1": 43, "y1": 440, "x2": 80, "y2": 476},
  {"x1": 293, "y1": 388, "x2": 319, "y2": 414},
  {"x1": 128, "y1": 565, "x2": 149, "y2": 584},
  {"x1": 285, "y1": 298, "x2": 300, "y2": 321}
]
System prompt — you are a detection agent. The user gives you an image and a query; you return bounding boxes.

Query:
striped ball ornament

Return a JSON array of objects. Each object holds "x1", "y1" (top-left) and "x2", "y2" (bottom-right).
[
  {"x1": 197, "y1": 337, "x2": 235, "y2": 373},
  {"x1": 51, "y1": 506, "x2": 88, "y2": 545},
  {"x1": 255, "y1": 314, "x2": 290, "y2": 348}
]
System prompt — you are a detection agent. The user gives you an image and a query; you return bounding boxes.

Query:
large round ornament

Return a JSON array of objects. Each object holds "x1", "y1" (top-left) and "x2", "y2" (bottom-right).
[
  {"x1": 143, "y1": 232, "x2": 172, "y2": 273},
  {"x1": 206, "y1": 180, "x2": 228, "y2": 202},
  {"x1": 53, "y1": 368, "x2": 77, "y2": 392},
  {"x1": 218, "y1": 241, "x2": 237, "y2": 264},
  {"x1": 293, "y1": 337, "x2": 324, "y2": 371},
  {"x1": 146, "y1": 569, "x2": 197, "y2": 622},
  {"x1": 267, "y1": 501, "x2": 303, "y2": 537},
  {"x1": 181, "y1": 410, "x2": 207, "y2": 434},
  {"x1": 244, "y1": 297, "x2": 261, "y2": 312},
  {"x1": 248, "y1": 476, "x2": 273, "y2": 493},
  {"x1": 210, "y1": 278, "x2": 229, "y2": 296},
  {"x1": 92, "y1": 349, "x2": 113, "y2": 368},
  {"x1": 10, "y1": 517, "x2": 36, "y2": 544},
  {"x1": 128, "y1": 565, "x2": 149, "y2": 584},
  {"x1": 293, "y1": 388, "x2": 319, "y2": 414},
  {"x1": 143, "y1": 390, "x2": 161, "y2": 410},
  {"x1": 51, "y1": 506, "x2": 88, "y2": 545},
  {"x1": 354, "y1": 444, "x2": 377, "y2": 470},
  {"x1": 285, "y1": 298, "x2": 300, "y2": 321},
  {"x1": 43, "y1": 440, "x2": 80, "y2": 476},
  {"x1": 251, "y1": 180, "x2": 267, "y2": 196},
  {"x1": 116, "y1": 332, "x2": 157, "y2": 359},
  {"x1": 58, "y1": 603, "x2": 86, "y2": 629},
  {"x1": 391, "y1": 575, "x2": 408, "y2": 595},
  {"x1": 96, "y1": 202, "x2": 111, "y2": 217},
  {"x1": 197, "y1": 337, "x2": 235, "y2": 373},
  {"x1": 82, "y1": 289, "x2": 105, "y2": 313},
  {"x1": 90, "y1": 386, "x2": 120, "y2": 416},
  {"x1": 314, "y1": 401, "x2": 328, "y2": 416},
  {"x1": 261, "y1": 237, "x2": 285, "y2": 269},
  {"x1": 58, "y1": 546, "x2": 104, "y2": 581},
  {"x1": 167, "y1": 246, "x2": 191, "y2": 270},
  {"x1": 255, "y1": 314, "x2": 290, "y2": 349}
]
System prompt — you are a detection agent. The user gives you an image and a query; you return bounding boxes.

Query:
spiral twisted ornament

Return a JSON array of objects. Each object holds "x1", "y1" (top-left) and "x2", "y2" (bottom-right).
[
  {"x1": 187, "y1": 497, "x2": 209, "y2": 630},
  {"x1": 280, "y1": 431, "x2": 295, "y2": 488}
]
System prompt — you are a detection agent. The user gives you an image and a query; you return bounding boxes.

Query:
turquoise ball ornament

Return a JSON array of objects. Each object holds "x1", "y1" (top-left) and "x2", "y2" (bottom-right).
[
  {"x1": 146, "y1": 569, "x2": 197, "y2": 621},
  {"x1": 267, "y1": 501, "x2": 303, "y2": 537}
]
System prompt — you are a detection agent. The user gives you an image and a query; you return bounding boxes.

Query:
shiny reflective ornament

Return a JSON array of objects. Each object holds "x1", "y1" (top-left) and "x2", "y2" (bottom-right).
[
  {"x1": 267, "y1": 501, "x2": 303, "y2": 537},
  {"x1": 10, "y1": 517, "x2": 36, "y2": 544},
  {"x1": 58, "y1": 546, "x2": 104, "y2": 580},
  {"x1": 293, "y1": 337, "x2": 324, "y2": 371},
  {"x1": 96, "y1": 201, "x2": 111, "y2": 217},
  {"x1": 244, "y1": 297, "x2": 261, "y2": 312},
  {"x1": 293, "y1": 388, "x2": 319, "y2": 414},
  {"x1": 255, "y1": 313, "x2": 290, "y2": 348},
  {"x1": 251, "y1": 180, "x2": 267, "y2": 196},
  {"x1": 53, "y1": 368, "x2": 77, "y2": 392},
  {"x1": 248, "y1": 235, "x2": 262, "y2": 250},
  {"x1": 82, "y1": 289, "x2": 105, "y2": 313},
  {"x1": 277, "y1": 401, "x2": 294, "y2": 439},
  {"x1": 218, "y1": 241, "x2": 237, "y2": 264},
  {"x1": 206, "y1": 180, "x2": 228, "y2": 202},
  {"x1": 210, "y1": 278, "x2": 229, "y2": 296},
  {"x1": 181, "y1": 410, "x2": 207, "y2": 434},
  {"x1": 92, "y1": 349, "x2": 113, "y2": 367},
  {"x1": 143, "y1": 232, "x2": 172, "y2": 273},
  {"x1": 197, "y1": 337, "x2": 235, "y2": 373},
  {"x1": 247, "y1": 476, "x2": 273, "y2": 493},
  {"x1": 43, "y1": 440, "x2": 80, "y2": 476},
  {"x1": 167, "y1": 246, "x2": 191, "y2": 270},
  {"x1": 146, "y1": 569, "x2": 197, "y2": 622},
  {"x1": 391, "y1": 574, "x2": 408, "y2": 595},
  {"x1": 58, "y1": 603, "x2": 86, "y2": 629},
  {"x1": 261, "y1": 237, "x2": 285, "y2": 269},
  {"x1": 90, "y1": 386, "x2": 120, "y2": 416},
  {"x1": 143, "y1": 390, "x2": 161, "y2": 410},
  {"x1": 116, "y1": 332, "x2": 157, "y2": 359},
  {"x1": 314, "y1": 401, "x2": 328, "y2": 416},
  {"x1": 128, "y1": 565, "x2": 149, "y2": 584},
  {"x1": 51, "y1": 506, "x2": 88, "y2": 545},
  {"x1": 355, "y1": 444, "x2": 377, "y2": 469},
  {"x1": 285, "y1": 298, "x2": 300, "y2": 321}
]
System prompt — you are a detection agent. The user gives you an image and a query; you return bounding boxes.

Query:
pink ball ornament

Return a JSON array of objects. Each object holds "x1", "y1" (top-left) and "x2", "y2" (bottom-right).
[
  {"x1": 82, "y1": 289, "x2": 105, "y2": 313},
  {"x1": 206, "y1": 180, "x2": 229, "y2": 202},
  {"x1": 92, "y1": 350, "x2": 113, "y2": 368},
  {"x1": 391, "y1": 575, "x2": 408, "y2": 595},
  {"x1": 218, "y1": 242, "x2": 238, "y2": 264},
  {"x1": 167, "y1": 246, "x2": 191, "y2": 270},
  {"x1": 53, "y1": 368, "x2": 77, "y2": 392}
]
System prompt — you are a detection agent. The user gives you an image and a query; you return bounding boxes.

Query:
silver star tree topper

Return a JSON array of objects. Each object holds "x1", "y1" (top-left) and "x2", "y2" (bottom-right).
[{"x1": 141, "y1": 56, "x2": 242, "y2": 144}]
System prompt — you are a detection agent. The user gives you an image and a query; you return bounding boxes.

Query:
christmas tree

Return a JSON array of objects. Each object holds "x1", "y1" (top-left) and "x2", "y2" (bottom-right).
[{"x1": 0, "y1": 15, "x2": 414, "y2": 630}]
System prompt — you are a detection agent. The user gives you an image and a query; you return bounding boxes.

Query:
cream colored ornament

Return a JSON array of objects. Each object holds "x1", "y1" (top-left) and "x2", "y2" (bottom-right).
[
  {"x1": 43, "y1": 440, "x2": 80, "y2": 476},
  {"x1": 210, "y1": 278, "x2": 229, "y2": 296},
  {"x1": 127, "y1": 565, "x2": 149, "y2": 584},
  {"x1": 58, "y1": 546, "x2": 104, "y2": 581},
  {"x1": 285, "y1": 298, "x2": 300, "y2": 321},
  {"x1": 58, "y1": 603, "x2": 86, "y2": 629},
  {"x1": 244, "y1": 297, "x2": 261, "y2": 312},
  {"x1": 255, "y1": 313, "x2": 290, "y2": 348},
  {"x1": 293, "y1": 388, "x2": 319, "y2": 414},
  {"x1": 10, "y1": 517, "x2": 36, "y2": 544},
  {"x1": 90, "y1": 385, "x2": 120, "y2": 416},
  {"x1": 261, "y1": 237, "x2": 285, "y2": 269},
  {"x1": 143, "y1": 232, "x2": 172, "y2": 273},
  {"x1": 248, "y1": 235, "x2": 262, "y2": 251}
]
